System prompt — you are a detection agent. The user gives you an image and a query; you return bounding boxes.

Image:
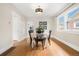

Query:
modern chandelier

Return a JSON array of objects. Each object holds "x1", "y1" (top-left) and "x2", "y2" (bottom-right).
[{"x1": 35, "y1": 5, "x2": 43, "y2": 14}]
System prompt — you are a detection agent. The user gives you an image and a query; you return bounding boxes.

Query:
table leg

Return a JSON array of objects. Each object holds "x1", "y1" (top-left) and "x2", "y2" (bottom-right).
[{"x1": 36, "y1": 41, "x2": 38, "y2": 47}]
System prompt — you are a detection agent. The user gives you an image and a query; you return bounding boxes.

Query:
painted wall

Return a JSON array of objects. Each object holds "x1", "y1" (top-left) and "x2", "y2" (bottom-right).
[
  {"x1": 0, "y1": 4, "x2": 27, "y2": 54},
  {"x1": 0, "y1": 4, "x2": 12, "y2": 54},
  {"x1": 12, "y1": 11, "x2": 27, "y2": 41}
]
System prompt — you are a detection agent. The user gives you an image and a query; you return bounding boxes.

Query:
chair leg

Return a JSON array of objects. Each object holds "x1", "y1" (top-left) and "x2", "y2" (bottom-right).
[
  {"x1": 30, "y1": 40, "x2": 32, "y2": 47},
  {"x1": 48, "y1": 39, "x2": 51, "y2": 45},
  {"x1": 42, "y1": 41, "x2": 45, "y2": 49},
  {"x1": 36, "y1": 41, "x2": 38, "y2": 47}
]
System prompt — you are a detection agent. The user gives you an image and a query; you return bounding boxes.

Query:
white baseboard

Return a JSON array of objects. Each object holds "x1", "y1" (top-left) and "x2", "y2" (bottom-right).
[
  {"x1": 16, "y1": 36, "x2": 26, "y2": 42},
  {"x1": 53, "y1": 36, "x2": 79, "y2": 52},
  {"x1": 0, "y1": 45, "x2": 12, "y2": 54}
]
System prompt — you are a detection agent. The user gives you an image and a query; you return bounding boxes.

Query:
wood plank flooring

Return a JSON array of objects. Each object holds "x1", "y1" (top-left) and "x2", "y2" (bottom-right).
[{"x1": 6, "y1": 38, "x2": 79, "y2": 56}]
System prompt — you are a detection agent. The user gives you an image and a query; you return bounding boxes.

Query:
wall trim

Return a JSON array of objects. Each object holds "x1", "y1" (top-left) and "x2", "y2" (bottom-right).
[
  {"x1": 0, "y1": 44, "x2": 13, "y2": 55},
  {"x1": 52, "y1": 35, "x2": 79, "y2": 52},
  {"x1": 56, "y1": 3, "x2": 75, "y2": 17}
]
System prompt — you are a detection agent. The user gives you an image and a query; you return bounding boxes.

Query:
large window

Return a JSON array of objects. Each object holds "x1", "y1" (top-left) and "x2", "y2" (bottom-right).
[
  {"x1": 67, "y1": 7, "x2": 79, "y2": 31},
  {"x1": 57, "y1": 16, "x2": 65, "y2": 31},
  {"x1": 57, "y1": 4, "x2": 79, "y2": 32}
]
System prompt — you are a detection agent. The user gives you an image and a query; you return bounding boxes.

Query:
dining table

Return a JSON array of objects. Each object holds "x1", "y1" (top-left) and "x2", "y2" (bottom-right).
[{"x1": 32, "y1": 32, "x2": 49, "y2": 48}]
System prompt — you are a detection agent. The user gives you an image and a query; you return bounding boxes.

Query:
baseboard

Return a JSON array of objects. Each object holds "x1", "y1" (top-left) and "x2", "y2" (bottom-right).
[
  {"x1": 16, "y1": 36, "x2": 27, "y2": 42},
  {"x1": 0, "y1": 47, "x2": 15, "y2": 56},
  {"x1": 0, "y1": 45, "x2": 13, "y2": 55},
  {"x1": 53, "y1": 36, "x2": 79, "y2": 52}
]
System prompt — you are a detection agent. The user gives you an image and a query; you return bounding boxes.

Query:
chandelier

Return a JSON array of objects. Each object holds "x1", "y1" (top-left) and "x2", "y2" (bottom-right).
[{"x1": 35, "y1": 6, "x2": 43, "y2": 14}]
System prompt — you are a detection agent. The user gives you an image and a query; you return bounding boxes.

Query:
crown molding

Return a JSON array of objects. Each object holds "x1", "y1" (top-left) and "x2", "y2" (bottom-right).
[{"x1": 55, "y1": 3, "x2": 75, "y2": 17}]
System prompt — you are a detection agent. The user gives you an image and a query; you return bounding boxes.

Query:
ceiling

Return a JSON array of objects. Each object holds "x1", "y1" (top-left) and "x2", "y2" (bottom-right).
[{"x1": 13, "y1": 3, "x2": 71, "y2": 19}]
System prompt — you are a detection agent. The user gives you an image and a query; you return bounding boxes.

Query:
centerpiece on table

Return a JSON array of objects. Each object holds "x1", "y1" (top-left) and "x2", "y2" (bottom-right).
[{"x1": 36, "y1": 26, "x2": 44, "y2": 33}]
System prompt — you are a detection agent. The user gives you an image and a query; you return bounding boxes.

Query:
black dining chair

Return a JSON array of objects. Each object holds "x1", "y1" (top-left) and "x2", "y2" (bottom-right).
[
  {"x1": 48, "y1": 30, "x2": 52, "y2": 45},
  {"x1": 28, "y1": 30, "x2": 34, "y2": 47},
  {"x1": 34, "y1": 33, "x2": 46, "y2": 49}
]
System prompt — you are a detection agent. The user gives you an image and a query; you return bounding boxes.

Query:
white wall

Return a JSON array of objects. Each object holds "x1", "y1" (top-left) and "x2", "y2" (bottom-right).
[
  {"x1": 12, "y1": 11, "x2": 26, "y2": 41},
  {"x1": 0, "y1": 4, "x2": 12, "y2": 54},
  {"x1": 0, "y1": 4, "x2": 27, "y2": 54}
]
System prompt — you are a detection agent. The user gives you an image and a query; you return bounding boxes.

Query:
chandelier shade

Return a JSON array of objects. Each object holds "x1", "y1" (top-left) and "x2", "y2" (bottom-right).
[
  {"x1": 35, "y1": 8, "x2": 43, "y2": 12},
  {"x1": 35, "y1": 6, "x2": 43, "y2": 14}
]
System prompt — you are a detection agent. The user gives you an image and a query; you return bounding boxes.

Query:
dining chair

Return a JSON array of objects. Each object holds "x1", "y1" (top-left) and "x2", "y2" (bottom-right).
[
  {"x1": 48, "y1": 30, "x2": 52, "y2": 45},
  {"x1": 28, "y1": 30, "x2": 34, "y2": 48},
  {"x1": 34, "y1": 33, "x2": 46, "y2": 49}
]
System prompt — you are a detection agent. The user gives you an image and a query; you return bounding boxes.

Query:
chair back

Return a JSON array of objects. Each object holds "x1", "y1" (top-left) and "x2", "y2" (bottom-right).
[
  {"x1": 28, "y1": 30, "x2": 34, "y2": 40},
  {"x1": 48, "y1": 30, "x2": 52, "y2": 40}
]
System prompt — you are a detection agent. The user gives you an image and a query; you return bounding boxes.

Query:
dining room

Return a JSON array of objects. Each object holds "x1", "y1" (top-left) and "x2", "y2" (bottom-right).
[{"x1": 0, "y1": 3, "x2": 79, "y2": 56}]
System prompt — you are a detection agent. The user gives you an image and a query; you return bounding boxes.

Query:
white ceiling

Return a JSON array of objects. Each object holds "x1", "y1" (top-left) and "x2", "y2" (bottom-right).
[{"x1": 13, "y1": 3, "x2": 71, "y2": 19}]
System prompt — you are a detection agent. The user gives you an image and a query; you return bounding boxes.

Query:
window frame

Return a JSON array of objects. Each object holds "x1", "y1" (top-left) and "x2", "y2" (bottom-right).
[{"x1": 57, "y1": 4, "x2": 79, "y2": 33}]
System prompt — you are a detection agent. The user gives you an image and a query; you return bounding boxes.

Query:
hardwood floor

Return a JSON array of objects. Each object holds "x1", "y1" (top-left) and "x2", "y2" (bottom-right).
[{"x1": 6, "y1": 38, "x2": 79, "y2": 56}]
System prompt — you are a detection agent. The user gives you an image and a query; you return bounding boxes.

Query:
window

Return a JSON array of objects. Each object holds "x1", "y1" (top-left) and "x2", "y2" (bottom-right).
[
  {"x1": 74, "y1": 21, "x2": 79, "y2": 28},
  {"x1": 67, "y1": 7, "x2": 79, "y2": 31},
  {"x1": 57, "y1": 5, "x2": 79, "y2": 32},
  {"x1": 68, "y1": 8, "x2": 79, "y2": 18},
  {"x1": 59, "y1": 16, "x2": 65, "y2": 30},
  {"x1": 57, "y1": 15, "x2": 66, "y2": 31},
  {"x1": 67, "y1": 21, "x2": 75, "y2": 29}
]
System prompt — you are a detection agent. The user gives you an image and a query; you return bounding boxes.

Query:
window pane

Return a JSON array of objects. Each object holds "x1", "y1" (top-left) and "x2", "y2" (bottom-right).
[
  {"x1": 58, "y1": 16, "x2": 65, "y2": 30},
  {"x1": 68, "y1": 7, "x2": 79, "y2": 18},
  {"x1": 67, "y1": 7, "x2": 79, "y2": 30}
]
